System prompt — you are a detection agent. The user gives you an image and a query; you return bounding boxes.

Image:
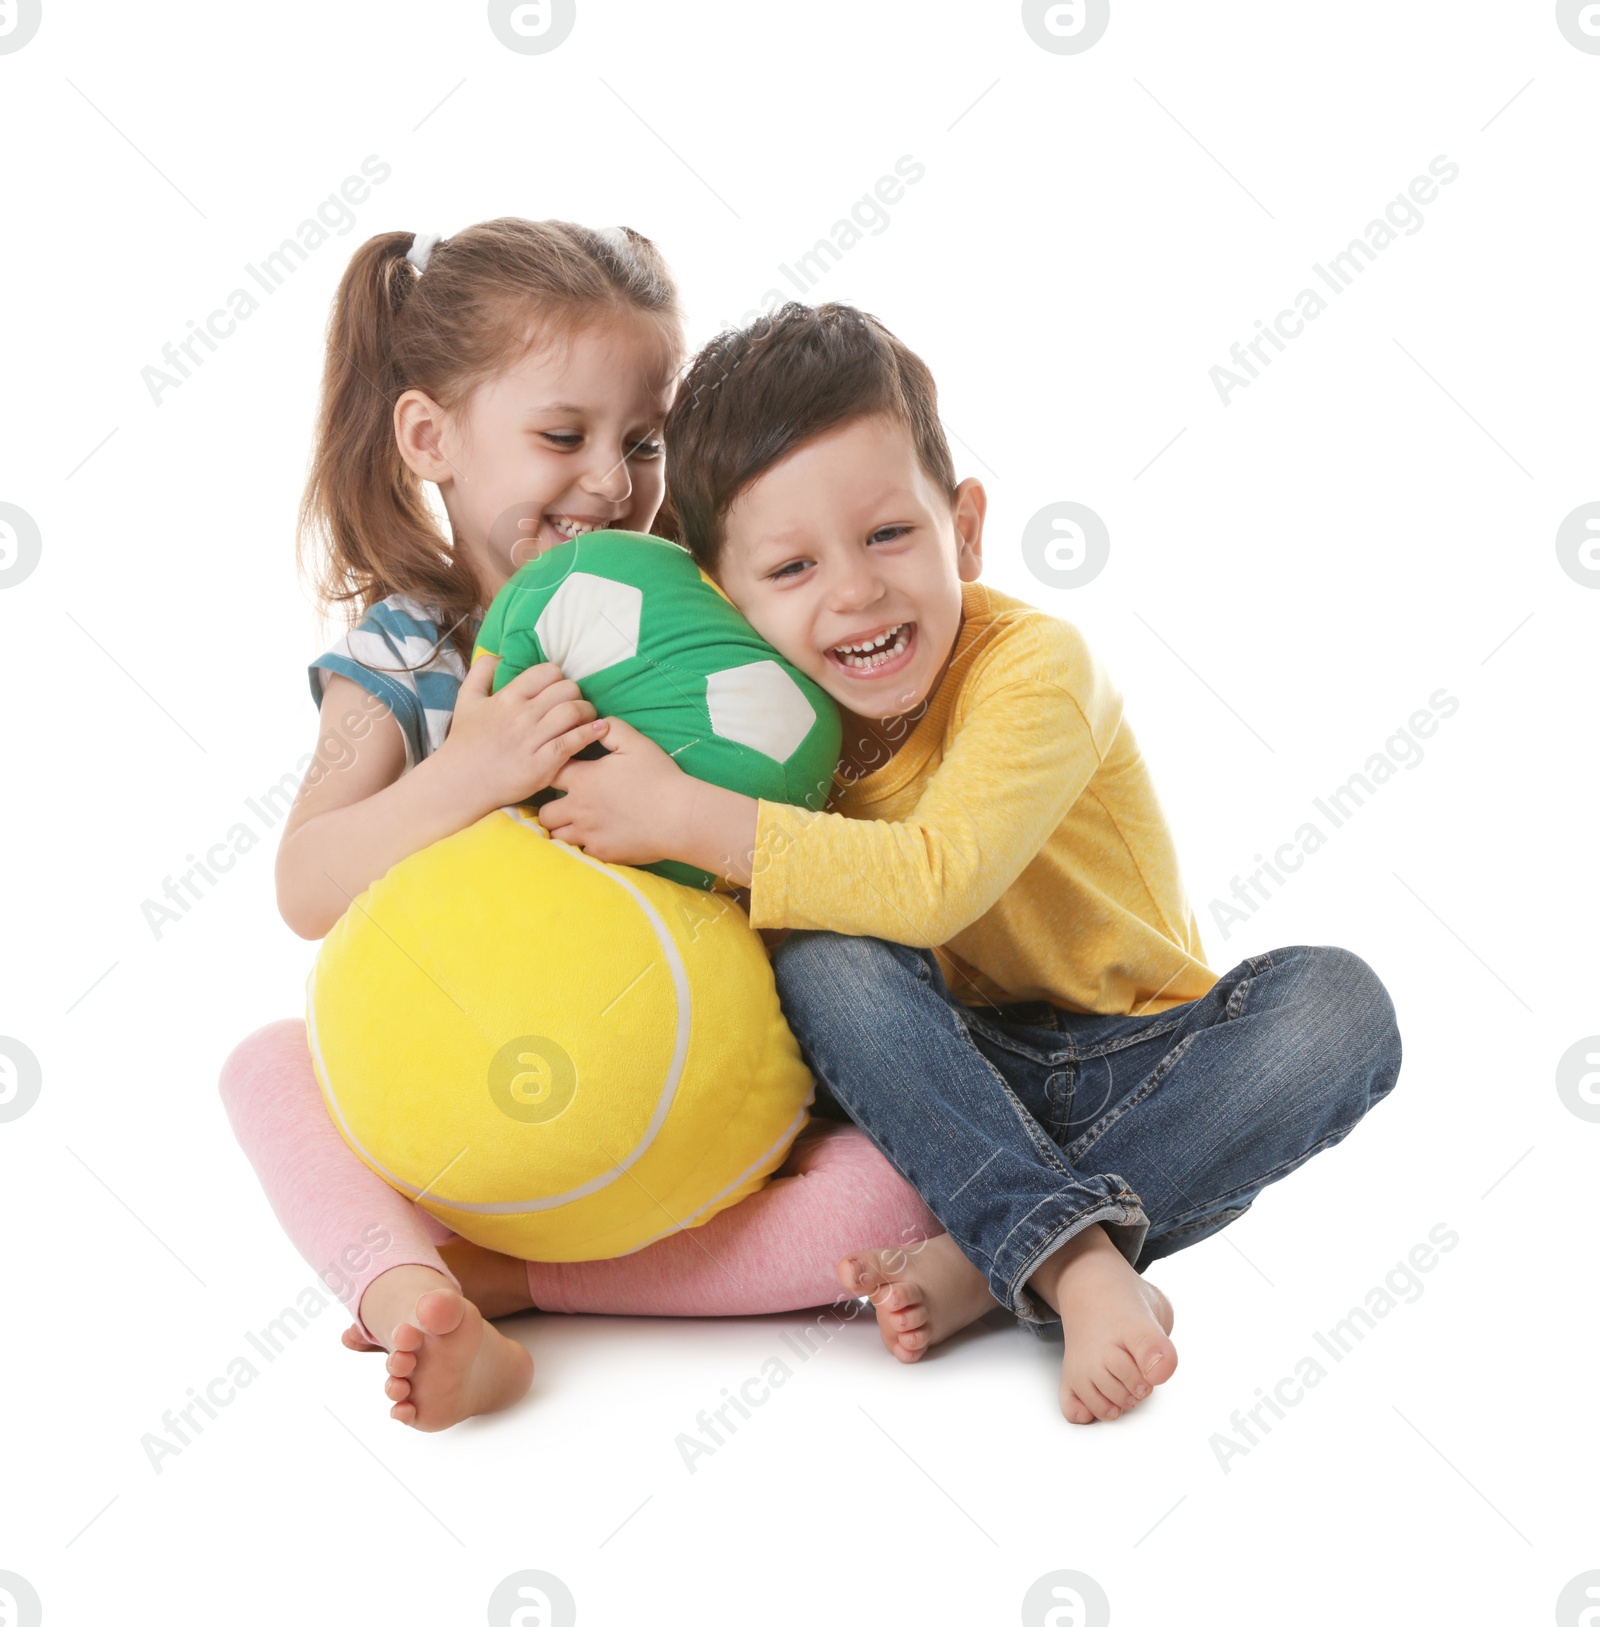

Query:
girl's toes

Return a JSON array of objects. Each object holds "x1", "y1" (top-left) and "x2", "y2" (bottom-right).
[
  {"x1": 897, "y1": 1327, "x2": 931, "y2": 1355},
  {"x1": 888, "y1": 1302, "x2": 929, "y2": 1332},
  {"x1": 391, "y1": 1321, "x2": 425, "y2": 1356},
  {"x1": 385, "y1": 1377, "x2": 411, "y2": 1402},
  {"x1": 390, "y1": 1402, "x2": 417, "y2": 1425},
  {"x1": 386, "y1": 1350, "x2": 417, "y2": 1378}
]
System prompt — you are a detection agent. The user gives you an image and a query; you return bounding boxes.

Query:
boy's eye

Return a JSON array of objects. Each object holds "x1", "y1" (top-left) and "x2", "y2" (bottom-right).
[
  {"x1": 626, "y1": 436, "x2": 664, "y2": 460},
  {"x1": 541, "y1": 432, "x2": 583, "y2": 449},
  {"x1": 869, "y1": 525, "x2": 913, "y2": 544},
  {"x1": 769, "y1": 559, "x2": 811, "y2": 581}
]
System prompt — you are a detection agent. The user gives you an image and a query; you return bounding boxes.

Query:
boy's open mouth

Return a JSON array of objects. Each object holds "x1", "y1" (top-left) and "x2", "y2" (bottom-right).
[{"x1": 824, "y1": 621, "x2": 916, "y2": 676}]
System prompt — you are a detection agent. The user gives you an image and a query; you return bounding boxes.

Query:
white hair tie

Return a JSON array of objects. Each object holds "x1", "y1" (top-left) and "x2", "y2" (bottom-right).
[{"x1": 407, "y1": 231, "x2": 440, "y2": 274}]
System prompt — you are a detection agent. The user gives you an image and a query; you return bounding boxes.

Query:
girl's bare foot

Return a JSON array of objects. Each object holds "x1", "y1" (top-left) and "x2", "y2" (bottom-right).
[
  {"x1": 357, "y1": 1264, "x2": 534, "y2": 1431},
  {"x1": 345, "y1": 1241, "x2": 533, "y2": 1353},
  {"x1": 838, "y1": 1235, "x2": 998, "y2": 1362},
  {"x1": 1028, "y1": 1223, "x2": 1177, "y2": 1424},
  {"x1": 383, "y1": 1290, "x2": 533, "y2": 1431}
]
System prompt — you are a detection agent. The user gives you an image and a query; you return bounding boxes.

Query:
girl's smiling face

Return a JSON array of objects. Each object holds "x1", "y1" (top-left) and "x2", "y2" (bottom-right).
[{"x1": 395, "y1": 313, "x2": 679, "y2": 604}]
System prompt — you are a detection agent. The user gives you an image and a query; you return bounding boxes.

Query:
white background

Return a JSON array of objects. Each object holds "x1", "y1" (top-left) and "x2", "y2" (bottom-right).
[{"x1": 2, "y1": 2, "x2": 1597, "y2": 1623}]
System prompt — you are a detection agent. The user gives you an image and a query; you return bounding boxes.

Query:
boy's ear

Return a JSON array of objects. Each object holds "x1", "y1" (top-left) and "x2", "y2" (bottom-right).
[
  {"x1": 394, "y1": 389, "x2": 454, "y2": 485},
  {"x1": 952, "y1": 477, "x2": 986, "y2": 582}
]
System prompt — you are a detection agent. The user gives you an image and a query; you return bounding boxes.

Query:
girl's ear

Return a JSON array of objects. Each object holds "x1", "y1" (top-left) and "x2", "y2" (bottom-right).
[
  {"x1": 952, "y1": 477, "x2": 986, "y2": 582},
  {"x1": 394, "y1": 389, "x2": 455, "y2": 485}
]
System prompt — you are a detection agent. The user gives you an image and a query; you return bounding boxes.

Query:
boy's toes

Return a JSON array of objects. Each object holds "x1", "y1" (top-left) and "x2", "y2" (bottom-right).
[
  {"x1": 1096, "y1": 1372, "x2": 1138, "y2": 1412},
  {"x1": 839, "y1": 1253, "x2": 880, "y2": 1294},
  {"x1": 1061, "y1": 1388, "x2": 1097, "y2": 1425},
  {"x1": 1133, "y1": 1331, "x2": 1179, "y2": 1386},
  {"x1": 895, "y1": 1327, "x2": 931, "y2": 1358},
  {"x1": 1104, "y1": 1345, "x2": 1147, "y2": 1401},
  {"x1": 1087, "y1": 1384, "x2": 1124, "y2": 1421},
  {"x1": 886, "y1": 1300, "x2": 929, "y2": 1334},
  {"x1": 869, "y1": 1280, "x2": 918, "y2": 1315}
]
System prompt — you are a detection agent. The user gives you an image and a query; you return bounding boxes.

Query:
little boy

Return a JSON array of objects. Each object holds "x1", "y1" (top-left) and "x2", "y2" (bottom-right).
[{"x1": 540, "y1": 303, "x2": 1402, "y2": 1423}]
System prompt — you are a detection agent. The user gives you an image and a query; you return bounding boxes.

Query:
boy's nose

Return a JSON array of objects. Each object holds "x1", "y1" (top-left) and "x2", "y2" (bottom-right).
[{"x1": 832, "y1": 561, "x2": 887, "y2": 613}]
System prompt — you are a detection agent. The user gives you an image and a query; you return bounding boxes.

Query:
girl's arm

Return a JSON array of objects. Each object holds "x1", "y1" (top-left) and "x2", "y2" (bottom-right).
[{"x1": 276, "y1": 656, "x2": 609, "y2": 939}]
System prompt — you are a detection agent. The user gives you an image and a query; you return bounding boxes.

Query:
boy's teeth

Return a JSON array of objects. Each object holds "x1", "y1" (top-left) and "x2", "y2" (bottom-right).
[
  {"x1": 551, "y1": 517, "x2": 601, "y2": 539},
  {"x1": 833, "y1": 623, "x2": 909, "y2": 669}
]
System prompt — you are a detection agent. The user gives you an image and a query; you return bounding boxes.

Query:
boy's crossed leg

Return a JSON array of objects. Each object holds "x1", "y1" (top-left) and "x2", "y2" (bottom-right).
[{"x1": 776, "y1": 933, "x2": 1402, "y2": 1422}]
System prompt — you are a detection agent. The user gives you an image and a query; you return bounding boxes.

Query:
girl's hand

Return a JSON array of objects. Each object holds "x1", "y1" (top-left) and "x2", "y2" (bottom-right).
[
  {"x1": 538, "y1": 717, "x2": 693, "y2": 867},
  {"x1": 436, "y1": 653, "x2": 610, "y2": 815}
]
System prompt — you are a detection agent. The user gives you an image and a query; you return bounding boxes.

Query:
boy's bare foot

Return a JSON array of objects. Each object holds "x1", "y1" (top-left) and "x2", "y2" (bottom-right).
[
  {"x1": 1028, "y1": 1223, "x2": 1177, "y2": 1424},
  {"x1": 838, "y1": 1234, "x2": 998, "y2": 1362},
  {"x1": 357, "y1": 1265, "x2": 533, "y2": 1431}
]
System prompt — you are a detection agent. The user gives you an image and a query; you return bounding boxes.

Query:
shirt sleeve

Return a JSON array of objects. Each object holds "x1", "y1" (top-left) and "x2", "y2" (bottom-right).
[
  {"x1": 749, "y1": 621, "x2": 1120, "y2": 945},
  {"x1": 307, "y1": 599, "x2": 454, "y2": 771}
]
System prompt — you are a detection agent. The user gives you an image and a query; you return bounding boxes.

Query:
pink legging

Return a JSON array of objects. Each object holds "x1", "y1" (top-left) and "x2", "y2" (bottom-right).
[{"x1": 218, "y1": 1020, "x2": 940, "y2": 1342}]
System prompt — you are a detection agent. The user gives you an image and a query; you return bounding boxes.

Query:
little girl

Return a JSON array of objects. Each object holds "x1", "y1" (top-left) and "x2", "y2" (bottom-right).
[{"x1": 219, "y1": 219, "x2": 941, "y2": 1432}]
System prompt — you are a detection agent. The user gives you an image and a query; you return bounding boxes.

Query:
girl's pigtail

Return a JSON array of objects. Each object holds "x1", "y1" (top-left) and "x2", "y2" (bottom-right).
[{"x1": 298, "y1": 231, "x2": 478, "y2": 662}]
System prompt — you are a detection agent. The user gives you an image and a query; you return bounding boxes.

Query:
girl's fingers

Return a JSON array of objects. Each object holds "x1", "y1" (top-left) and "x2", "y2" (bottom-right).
[
  {"x1": 457, "y1": 652, "x2": 500, "y2": 698},
  {"x1": 544, "y1": 719, "x2": 609, "y2": 771},
  {"x1": 502, "y1": 661, "x2": 566, "y2": 698}
]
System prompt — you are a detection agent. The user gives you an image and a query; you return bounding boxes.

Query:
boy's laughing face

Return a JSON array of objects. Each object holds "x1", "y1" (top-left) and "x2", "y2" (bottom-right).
[{"x1": 712, "y1": 414, "x2": 985, "y2": 721}]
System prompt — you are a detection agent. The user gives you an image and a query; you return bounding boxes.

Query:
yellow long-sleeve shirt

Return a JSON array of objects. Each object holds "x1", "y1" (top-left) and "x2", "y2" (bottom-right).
[{"x1": 749, "y1": 582, "x2": 1217, "y2": 1016}]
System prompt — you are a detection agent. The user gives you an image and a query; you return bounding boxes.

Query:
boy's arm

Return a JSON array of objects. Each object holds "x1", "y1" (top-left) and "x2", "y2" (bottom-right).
[{"x1": 745, "y1": 675, "x2": 1107, "y2": 945}]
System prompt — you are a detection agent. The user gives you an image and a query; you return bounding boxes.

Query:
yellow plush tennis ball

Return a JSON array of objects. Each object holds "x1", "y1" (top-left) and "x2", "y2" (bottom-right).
[{"x1": 306, "y1": 808, "x2": 813, "y2": 1261}]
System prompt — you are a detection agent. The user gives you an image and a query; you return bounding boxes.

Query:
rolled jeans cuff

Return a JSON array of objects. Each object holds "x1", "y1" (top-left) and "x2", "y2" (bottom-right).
[{"x1": 994, "y1": 1175, "x2": 1149, "y2": 1329}]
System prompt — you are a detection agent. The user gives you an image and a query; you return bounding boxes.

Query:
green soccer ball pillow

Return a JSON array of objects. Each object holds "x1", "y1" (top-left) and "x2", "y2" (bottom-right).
[
  {"x1": 478, "y1": 530, "x2": 841, "y2": 888},
  {"x1": 306, "y1": 532, "x2": 842, "y2": 1261}
]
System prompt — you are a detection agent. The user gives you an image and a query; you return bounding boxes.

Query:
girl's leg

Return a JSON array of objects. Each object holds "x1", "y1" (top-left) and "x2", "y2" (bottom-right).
[
  {"x1": 523, "y1": 1123, "x2": 944, "y2": 1321},
  {"x1": 218, "y1": 1020, "x2": 532, "y2": 1429}
]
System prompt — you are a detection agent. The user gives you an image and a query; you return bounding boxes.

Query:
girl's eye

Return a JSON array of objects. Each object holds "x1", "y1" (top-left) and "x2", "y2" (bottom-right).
[
  {"x1": 626, "y1": 437, "x2": 664, "y2": 460},
  {"x1": 541, "y1": 432, "x2": 583, "y2": 449}
]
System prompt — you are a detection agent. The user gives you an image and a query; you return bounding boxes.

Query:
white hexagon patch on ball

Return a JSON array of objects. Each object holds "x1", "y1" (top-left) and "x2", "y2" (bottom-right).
[
  {"x1": 706, "y1": 661, "x2": 815, "y2": 762},
  {"x1": 534, "y1": 573, "x2": 643, "y2": 681}
]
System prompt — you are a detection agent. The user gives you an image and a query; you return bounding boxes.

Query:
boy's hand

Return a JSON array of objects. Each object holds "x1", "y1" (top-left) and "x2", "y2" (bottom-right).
[
  {"x1": 438, "y1": 654, "x2": 609, "y2": 815},
  {"x1": 539, "y1": 717, "x2": 692, "y2": 867}
]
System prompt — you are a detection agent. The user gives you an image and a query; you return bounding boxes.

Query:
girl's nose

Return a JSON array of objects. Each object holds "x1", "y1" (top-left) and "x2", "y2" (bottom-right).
[{"x1": 580, "y1": 449, "x2": 634, "y2": 506}]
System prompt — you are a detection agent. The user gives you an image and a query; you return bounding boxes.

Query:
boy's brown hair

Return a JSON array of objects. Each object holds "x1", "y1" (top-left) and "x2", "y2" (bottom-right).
[{"x1": 659, "y1": 303, "x2": 957, "y2": 571}]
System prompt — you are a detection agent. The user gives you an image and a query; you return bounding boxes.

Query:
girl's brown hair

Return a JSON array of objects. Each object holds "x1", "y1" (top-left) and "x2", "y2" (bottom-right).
[{"x1": 299, "y1": 218, "x2": 681, "y2": 661}]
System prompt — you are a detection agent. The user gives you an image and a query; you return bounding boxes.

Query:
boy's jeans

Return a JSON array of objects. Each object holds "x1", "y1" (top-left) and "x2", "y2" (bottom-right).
[{"x1": 770, "y1": 936, "x2": 1402, "y2": 1327}]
